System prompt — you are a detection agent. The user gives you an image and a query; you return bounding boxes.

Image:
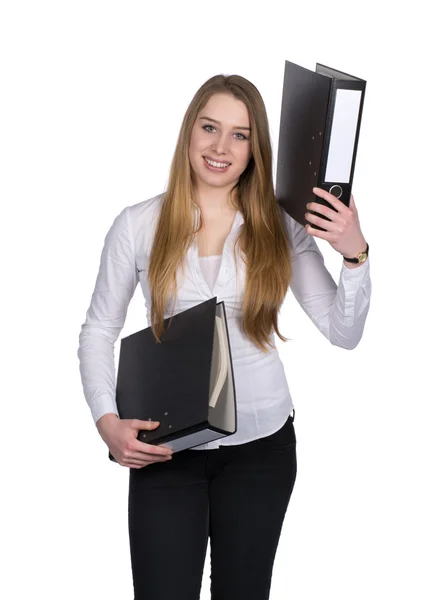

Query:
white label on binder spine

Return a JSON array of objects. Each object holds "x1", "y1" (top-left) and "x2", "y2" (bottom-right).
[{"x1": 324, "y1": 89, "x2": 362, "y2": 184}]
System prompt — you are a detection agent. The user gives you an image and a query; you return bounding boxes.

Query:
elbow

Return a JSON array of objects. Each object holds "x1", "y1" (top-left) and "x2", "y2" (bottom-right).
[
  {"x1": 336, "y1": 338, "x2": 361, "y2": 351},
  {"x1": 77, "y1": 325, "x2": 91, "y2": 358},
  {"x1": 327, "y1": 309, "x2": 369, "y2": 351},
  {"x1": 77, "y1": 323, "x2": 117, "y2": 358},
  {"x1": 329, "y1": 328, "x2": 363, "y2": 350}
]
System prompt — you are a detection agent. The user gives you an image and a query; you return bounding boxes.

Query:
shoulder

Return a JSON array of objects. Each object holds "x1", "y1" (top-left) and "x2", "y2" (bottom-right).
[
  {"x1": 102, "y1": 193, "x2": 165, "y2": 251},
  {"x1": 125, "y1": 192, "x2": 166, "y2": 224},
  {"x1": 114, "y1": 192, "x2": 165, "y2": 237},
  {"x1": 115, "y1": 192, "x2": 166, "y2": 254}
]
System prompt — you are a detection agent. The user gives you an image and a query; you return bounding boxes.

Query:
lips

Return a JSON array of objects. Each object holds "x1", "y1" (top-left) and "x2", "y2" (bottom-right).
[
  {"x1": 202, "y1": 156, "x2": 232, "y2": 173},
  {"x1": 203, "y1": 154, "x2": 232, "y2": 165}
]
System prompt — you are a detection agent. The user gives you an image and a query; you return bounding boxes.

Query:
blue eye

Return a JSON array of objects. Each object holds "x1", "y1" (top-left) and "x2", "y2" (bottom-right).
[{"x1": 202, "y1": 124, "x2": 249, "y2": 141}]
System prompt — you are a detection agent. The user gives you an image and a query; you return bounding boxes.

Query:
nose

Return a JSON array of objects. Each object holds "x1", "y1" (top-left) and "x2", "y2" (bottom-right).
[{"x1": 212, "y1": 132, "x2": 231, "y2": 155}]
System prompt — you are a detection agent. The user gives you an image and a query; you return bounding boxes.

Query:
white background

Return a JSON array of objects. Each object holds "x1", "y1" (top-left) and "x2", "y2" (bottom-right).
[{"x1": 1, "y1": 1, "x2": 430, "y2": 599}]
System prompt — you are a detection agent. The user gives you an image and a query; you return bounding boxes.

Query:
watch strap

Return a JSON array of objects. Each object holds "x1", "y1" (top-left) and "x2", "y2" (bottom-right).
[{"x1": 343, "y1": 243, "x2": 369, "y2": 263}]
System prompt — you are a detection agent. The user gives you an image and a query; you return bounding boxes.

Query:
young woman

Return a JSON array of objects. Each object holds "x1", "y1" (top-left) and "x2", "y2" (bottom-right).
[{"x1": 78, "y1": 74, "x2": 371, "y2": 600}]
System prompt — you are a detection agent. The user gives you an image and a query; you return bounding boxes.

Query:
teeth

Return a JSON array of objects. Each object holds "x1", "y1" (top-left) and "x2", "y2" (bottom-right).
[{"x1": 204, "y1": 157, "x2": 230, "y2": 168}]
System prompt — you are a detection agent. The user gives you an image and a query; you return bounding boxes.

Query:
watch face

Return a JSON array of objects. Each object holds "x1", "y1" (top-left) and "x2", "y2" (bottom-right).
[{"x1": 358, "y1": 253, "x2": 367, "y2": 263}]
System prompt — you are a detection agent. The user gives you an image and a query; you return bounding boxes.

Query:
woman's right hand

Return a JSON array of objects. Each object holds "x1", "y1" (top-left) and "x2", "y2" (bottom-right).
[{"x1": 96, "y1": 413, "x2": 173, "y2": 469}]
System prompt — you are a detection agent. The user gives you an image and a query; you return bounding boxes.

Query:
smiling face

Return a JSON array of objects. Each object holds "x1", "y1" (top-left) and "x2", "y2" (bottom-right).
[{"x1": 188, "y1": 93, "x2": 252, "y2": 194}]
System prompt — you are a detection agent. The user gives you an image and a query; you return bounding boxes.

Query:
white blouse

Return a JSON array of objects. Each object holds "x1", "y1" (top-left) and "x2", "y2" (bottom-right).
[
  {"x1": 198, "y1": 254, "x2": 223, "y2": 293},
  {"x1": 77, "y1": 192, "x2": 372, "y2": 450}
]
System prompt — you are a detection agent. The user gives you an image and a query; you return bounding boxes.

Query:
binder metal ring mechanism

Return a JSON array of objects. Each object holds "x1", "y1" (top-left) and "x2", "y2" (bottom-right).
[
  {"x1": 108, "y1": 297, "x2": 237, "y2": 461},
  {"x1": 276, "y1": 60, "x2": 366, "y2": 231}
]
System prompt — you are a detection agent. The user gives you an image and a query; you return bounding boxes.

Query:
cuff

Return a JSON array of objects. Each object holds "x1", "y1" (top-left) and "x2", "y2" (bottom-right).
[
  {"x1": 90, "y1": 394, "x2": 119, "y2": 425},
  {"x1": 341, "y1": 256, "x2": 370, "y2": 279}
]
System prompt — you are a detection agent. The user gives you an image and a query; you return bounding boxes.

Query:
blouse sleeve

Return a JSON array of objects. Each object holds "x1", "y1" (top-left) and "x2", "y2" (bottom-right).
[
  {"x1": 284, "y1": 211, "x2": 372, "y2": 349},
  {"x1": 77, "y1": 206, "x2": 139, "y2": 424}
]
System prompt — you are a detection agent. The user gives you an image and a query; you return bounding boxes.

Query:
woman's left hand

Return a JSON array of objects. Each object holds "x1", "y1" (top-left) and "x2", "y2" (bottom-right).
[{"x1": 304, "y1": 187, "x2": 367, "y2": 258}]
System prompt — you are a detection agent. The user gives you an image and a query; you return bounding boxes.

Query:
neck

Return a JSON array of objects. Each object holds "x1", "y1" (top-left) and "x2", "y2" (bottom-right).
[{"x1": 193, "y1": 183, "x2": 237, "y2": 214}]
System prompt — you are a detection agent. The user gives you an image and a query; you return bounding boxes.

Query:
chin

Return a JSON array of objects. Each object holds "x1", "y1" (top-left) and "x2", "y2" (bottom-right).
[
  {"x1": 197, "y1": 165, "x2": 240, "y2": 186},
  {"x1": 200, "y1": 174, "x2": 238, "y2": 189}
]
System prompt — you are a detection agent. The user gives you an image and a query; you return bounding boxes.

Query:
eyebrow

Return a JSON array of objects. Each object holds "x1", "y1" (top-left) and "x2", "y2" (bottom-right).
[{"x1": 199, "y1": 116, "x2": 251, "y2": 131}]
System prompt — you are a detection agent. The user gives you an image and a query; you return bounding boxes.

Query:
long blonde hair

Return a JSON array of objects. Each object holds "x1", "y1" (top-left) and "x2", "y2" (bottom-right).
[{"x1": 148, "y1": 74, "x2": 292, "y2": 353}]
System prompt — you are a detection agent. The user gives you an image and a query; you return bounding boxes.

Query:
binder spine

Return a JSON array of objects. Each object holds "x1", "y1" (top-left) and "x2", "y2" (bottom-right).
[
  {"x1": 310, "y1": 78, "x2": 342, "y2": 230},
  {"x1": 314, "y1": 79, "x2": 366, "y2": 228},
  {"x1": 318, "y1": 79, "x2": 337, "y2": 183},
  {"x1": 343, "y1": 80, "x2": 366, "y2": 189}
]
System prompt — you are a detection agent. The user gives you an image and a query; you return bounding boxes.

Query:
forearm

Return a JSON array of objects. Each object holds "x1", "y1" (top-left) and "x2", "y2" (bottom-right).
[
  {"x1": 291, "y1": 254, "x2": 371, "y2": 350},
  {"x1": 77, "y1": 325, "x2": 119, "y2": 424},
  {"x1": 327, "y1": 259, "x2": 371, "y2": 349}
]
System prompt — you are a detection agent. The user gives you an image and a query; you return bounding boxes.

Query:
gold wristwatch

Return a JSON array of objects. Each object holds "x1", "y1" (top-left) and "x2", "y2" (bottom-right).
[{"x1": 343, "y1": 243, "x2": 369, "y2": 264}]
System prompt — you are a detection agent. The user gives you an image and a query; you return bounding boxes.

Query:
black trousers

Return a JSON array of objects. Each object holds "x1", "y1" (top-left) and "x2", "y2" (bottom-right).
[{"x1": 128, "y1": 413, "x2": 297, "y2": 600}]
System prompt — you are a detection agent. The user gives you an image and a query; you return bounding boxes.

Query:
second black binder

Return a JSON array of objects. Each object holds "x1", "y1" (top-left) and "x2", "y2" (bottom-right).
[
  {"x1": 108, "y1": 297, "x2": 237, "y2": 461},
  {"x1": 276, "y1": 60, "x2": 366, "y2": 230}
]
